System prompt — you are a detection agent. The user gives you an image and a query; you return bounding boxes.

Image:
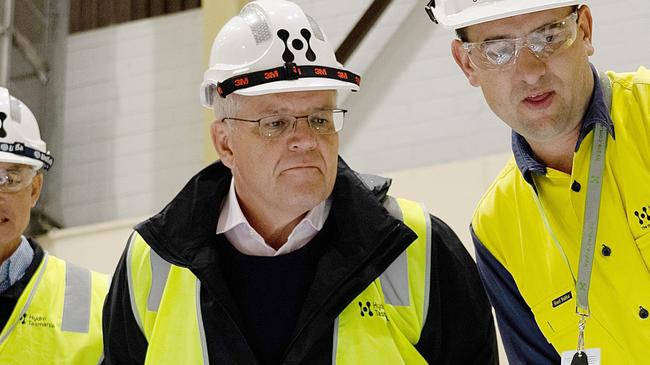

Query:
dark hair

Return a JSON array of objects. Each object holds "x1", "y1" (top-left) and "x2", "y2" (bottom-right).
[
  {"x1": 455, "y1": 28, "x2": 468, "y2": 42},
  {"x1": 455, "y1": 5, "x2": 579, "y2": 42}
]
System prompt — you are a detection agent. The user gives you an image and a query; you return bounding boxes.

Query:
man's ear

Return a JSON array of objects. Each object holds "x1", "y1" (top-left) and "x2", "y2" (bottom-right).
[
  {"x1": 577, "y1": 5, "x2": 594, "y2": 56},
  {"x1": 211, "y1": 121, "x2": 235, "y2": 168},
  {"x1": 30, "y1": 172, "x2": 43, "y2": 208},
  {"x1": 451, "y1": 39, "x2": 481, "y2": 87}
]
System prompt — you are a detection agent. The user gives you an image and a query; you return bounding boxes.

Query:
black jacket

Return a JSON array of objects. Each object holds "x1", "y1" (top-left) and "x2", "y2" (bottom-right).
[{"x1": 103, "y1": 159, "x2": 498, "y2": 364}]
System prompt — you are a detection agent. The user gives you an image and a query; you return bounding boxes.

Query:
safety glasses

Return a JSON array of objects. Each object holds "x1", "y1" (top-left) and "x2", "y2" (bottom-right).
[
  {"x1": 463, "y1": 11, "x2": 579, "y2": 70},
  {"x1": 0, "y1": 167, "x2": 37, "y2": 193}
]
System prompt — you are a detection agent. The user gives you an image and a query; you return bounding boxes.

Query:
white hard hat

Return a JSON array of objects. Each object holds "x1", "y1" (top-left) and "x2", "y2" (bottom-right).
[
  {"x1": 0, "y1": 87, "x2": 53, "y2": 170},
  {"x1": 425, "y1": 0, "x2": 580, "y2": 29},
  {"x1": 200, "y1": 0, "x2": 361, "y2": 107}
]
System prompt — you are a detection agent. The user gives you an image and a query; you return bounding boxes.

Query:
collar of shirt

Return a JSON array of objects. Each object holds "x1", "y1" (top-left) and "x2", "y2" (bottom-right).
[
  {"x1": 0, "y1": 236, "x2": 34, "y2": 294},
  {"x1": 216, "y1": 177, "x2": 332, "y2": 257},
  {"x1": 512, "y1": 64, "x2": 615, "y2": 187}
]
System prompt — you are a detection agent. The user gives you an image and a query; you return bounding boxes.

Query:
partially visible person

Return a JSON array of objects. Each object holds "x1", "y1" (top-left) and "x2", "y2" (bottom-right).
[
  {"x1": 425, "y1": 0, "x2": 650, "y2": 363},
  {"x1": 0, "y1": 87, "x2": 108, "y2": 364},
  {"x1": 101, "y1": 1, "x2": 498, "y2": 364}
]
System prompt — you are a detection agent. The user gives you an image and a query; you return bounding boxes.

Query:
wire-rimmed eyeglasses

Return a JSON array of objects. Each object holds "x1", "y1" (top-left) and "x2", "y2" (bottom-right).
[{"x1": 222, "y1": 108, "x2": 347, "y2": 140}]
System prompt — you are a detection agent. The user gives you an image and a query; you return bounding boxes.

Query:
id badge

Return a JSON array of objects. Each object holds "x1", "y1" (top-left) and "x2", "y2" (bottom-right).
[{"x1": 560, "y1": 348, "x2": 601, "y2": 365}]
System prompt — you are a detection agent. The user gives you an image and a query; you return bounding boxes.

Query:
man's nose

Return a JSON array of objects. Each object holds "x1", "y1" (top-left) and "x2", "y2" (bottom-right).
[
  {"x1": 288, "y1": 118, "x2": 317, "y2": 151},
  {"x1": 515, "y1": 46, "x2": 547, "y2": 85}
]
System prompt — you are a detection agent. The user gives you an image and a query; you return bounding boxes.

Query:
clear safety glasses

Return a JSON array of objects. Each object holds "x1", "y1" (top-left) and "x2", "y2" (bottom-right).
[
  {"x1": 223, "y1": 108, "x2": 347, "y2": 140},
  {"x1": 463, "y1": 11, "x2": 579, "y2": 70},
  {"x1": 0, "y1": 167, "x2": 37, "y2": 193}
]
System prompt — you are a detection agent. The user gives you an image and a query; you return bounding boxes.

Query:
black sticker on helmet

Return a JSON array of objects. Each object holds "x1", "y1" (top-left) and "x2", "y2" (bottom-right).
[
  {"x1": 0, "y1": 112, "x2": 6, "y2": 138},
  {"x1": 277, "y1": 29, "x2": 295, "y2": 63},
  {"x1": 301, "y1": 28, "x2": 316, "y2": 62},
  {"x1": 292, "y1": 39, "x2": 304, "y2": 50}
]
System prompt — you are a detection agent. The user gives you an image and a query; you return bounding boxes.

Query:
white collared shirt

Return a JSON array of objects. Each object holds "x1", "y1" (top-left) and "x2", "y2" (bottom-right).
[{"x1": 216, "y1": 178, "x2": 331, "y2": 257}]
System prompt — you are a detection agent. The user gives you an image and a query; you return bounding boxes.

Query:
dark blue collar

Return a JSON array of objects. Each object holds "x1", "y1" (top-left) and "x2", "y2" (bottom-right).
[{"x1": 512, "y1": 64, "x2": 615, "y2": 186}]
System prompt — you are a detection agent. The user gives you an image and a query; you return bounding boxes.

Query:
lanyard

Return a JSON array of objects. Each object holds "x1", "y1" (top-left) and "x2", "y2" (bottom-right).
[{"x1": 530, "y1": 71, "x2": 611, "y2": 357}]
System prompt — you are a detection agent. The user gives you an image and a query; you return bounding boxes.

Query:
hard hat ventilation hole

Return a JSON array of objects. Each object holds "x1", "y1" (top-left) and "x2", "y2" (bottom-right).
[
  {"x1": 277, "y1": 29, "x2": 295, "y2": 63},
  {"x1": 301, "y1": 29, "x2": 317, "y2": 62},
  {"x1": 0, "y1": 112, "x2": 6, "y2": 138}
]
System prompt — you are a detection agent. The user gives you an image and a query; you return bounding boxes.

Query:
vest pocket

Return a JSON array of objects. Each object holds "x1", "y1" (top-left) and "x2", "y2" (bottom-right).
[
  {"x1": 530, "y1": 287, "x2": 577, "y2": 345},
  {"x1": 635, "y1": 233, "x2": 650, "y2": 273}
]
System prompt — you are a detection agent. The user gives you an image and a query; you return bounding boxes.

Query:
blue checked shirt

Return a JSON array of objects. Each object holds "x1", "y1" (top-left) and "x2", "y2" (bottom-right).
[{"x1": 0, "y1": 236, "x2": 34, "y2": 294}]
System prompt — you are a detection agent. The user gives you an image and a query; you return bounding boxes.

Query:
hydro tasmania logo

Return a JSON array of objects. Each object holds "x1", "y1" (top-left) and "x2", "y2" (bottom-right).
[
  {"x1": 19, "y1": 312, "x2": 55, "y2": 329},
  {"x1": 633, "y1": 204, "x2": 650, "y2": 229},
  {"x1": 357, "y1": 301, "x2": 388, "y2": 320}
]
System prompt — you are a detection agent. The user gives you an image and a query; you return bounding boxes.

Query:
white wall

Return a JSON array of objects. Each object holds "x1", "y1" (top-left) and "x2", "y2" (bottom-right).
[{"x1": 59, "y1": 9, "x2": 205, "y2": 227}]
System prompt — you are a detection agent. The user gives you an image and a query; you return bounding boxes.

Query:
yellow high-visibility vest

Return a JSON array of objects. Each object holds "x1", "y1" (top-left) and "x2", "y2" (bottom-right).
[
  {"x1": 126, "y1": 197, "x2": 431, "y2": 364},
  {"x1": 0, "y1": 253, "x2": 108, "y2": 365},
  {"x1": 472, "y1": 67, "x2": 650, "y2": 363}
]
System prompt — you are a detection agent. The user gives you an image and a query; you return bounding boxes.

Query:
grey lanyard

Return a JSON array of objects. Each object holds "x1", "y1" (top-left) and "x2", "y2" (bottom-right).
[{"x1": 530, "y1": 71, "x2": 611, "y2": 355}]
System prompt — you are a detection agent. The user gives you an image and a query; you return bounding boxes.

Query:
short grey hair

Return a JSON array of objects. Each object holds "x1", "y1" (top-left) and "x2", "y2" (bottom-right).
[{"x1": 213, "y1": 93, "x2": 241, "y2": 121}]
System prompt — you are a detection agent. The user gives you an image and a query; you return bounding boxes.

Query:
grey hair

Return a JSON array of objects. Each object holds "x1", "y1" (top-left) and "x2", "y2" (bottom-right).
[{"x1": 212, "y1": 93, "x2": 241, "y2": 122}]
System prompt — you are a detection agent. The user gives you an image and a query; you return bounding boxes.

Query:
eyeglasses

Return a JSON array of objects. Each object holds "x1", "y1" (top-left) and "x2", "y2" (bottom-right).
[
  {"x1": 463, "y1": 11, "x2": 579, "y2": 70},
  {"x1": 0, "y1": 167, "x2": 37, "y2": 193},
  {"x1": 223, "y1": 108, "x2": 347, "y2": 140}
]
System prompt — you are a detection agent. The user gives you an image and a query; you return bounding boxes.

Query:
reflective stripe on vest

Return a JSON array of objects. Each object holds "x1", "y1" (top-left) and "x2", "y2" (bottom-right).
[
  {"x1": 0, "y1": 253, "x2": 107, "y2": 364},
  {"x1": 128, "y1": 196, "x2": 431, "y2": 364},
  {"x1": 127, "y1": 233, "x2": 208, "y2": 365}
]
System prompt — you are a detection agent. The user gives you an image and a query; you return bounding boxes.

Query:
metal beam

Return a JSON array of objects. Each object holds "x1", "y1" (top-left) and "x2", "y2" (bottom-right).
[
  {"x1": 0, "y1": 0, "x2": 16, "y2": 86},
  {"x1": 335, "y1": 0, "x2": 392, "y2": 64},
  {"x1": 12, "y1": 27, "x2": 48, "y2": 83}
]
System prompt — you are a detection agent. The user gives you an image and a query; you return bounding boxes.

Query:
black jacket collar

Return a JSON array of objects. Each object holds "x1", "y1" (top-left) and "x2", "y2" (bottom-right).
[{"x1": 135, "y1": 157, "x2": 415, "y2": 274}]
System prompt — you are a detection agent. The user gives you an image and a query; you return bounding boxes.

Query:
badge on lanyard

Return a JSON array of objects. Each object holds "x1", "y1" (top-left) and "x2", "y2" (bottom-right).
[{"x1": 560, "y1": 348, "x2": 601, "y2": 365}]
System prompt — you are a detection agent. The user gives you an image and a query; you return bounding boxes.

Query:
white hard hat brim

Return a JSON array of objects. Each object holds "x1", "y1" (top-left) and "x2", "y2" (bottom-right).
[
  {"x1": 0, "y1": 152, "x2": 43, "y2": 170},
  {"x1": 441, "y1": 0, "x2": 580, "y2": 29},
  {"x1": 232, "y1": 78, "x2": 359, "y2": 96}
]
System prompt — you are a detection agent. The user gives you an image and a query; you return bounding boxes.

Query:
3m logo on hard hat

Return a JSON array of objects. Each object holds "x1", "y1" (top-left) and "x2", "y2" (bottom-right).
[
  {"x1": 0, "y1": 112, "x2": 7, "y2": 138},
  {"x1": 277, "y1": 28, "x2": 317, "y2": 63}
]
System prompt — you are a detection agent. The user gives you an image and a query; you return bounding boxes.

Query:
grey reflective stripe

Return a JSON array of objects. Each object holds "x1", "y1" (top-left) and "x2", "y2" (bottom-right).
[
  {"x1": 147, "y1": 249, "x2": 171, "y2": 311},
  {"x1": 61, "y1": 262, "x2": 92, "y2": 333},
  {"x1": 381, "y1": 196, "x2": 409, "y2": 306},
  {"x1": 196, "y1": 279, "x2": 210, "y2": 365},
  {"x1": 380, "y1": 250, "x2": 410, "y2": 306},
  {"x1": 0, "y1": 254, "x2": 49, "y2": 345},
  {"x1": 126, "y1": 232, "x2": 145, "y2": 334},
  {"x1": 420, "y1": 203, "x2": 432, "y2": 325},
  {"x1": 383, "y1": 195, "x2": 403, "y2": 221},
  {"x1": 96, "y1": 353, "x2": 104, "y2": 365},
  {"x1": 331, "y1": 317, "x2": 339, "y2": 365}
]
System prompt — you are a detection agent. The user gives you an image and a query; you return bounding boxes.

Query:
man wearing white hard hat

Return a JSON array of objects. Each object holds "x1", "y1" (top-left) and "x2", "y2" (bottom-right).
[
  {"x1": 425, "y1": 0, "x2": 650, "y2": 363},
  {"x1": 102, "y1": 1, "x2": 497, "y2": 364},
  {"x1": 0, "y1": 87, "x2": 108, "y2": 363}
]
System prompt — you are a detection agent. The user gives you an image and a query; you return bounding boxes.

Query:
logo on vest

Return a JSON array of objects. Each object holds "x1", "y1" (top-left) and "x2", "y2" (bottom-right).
[
  {"x1": 19, "y1": 312, "x2": 55, "y2": 329},
  {"x1": 552, "y1": 291, "x2": 573, "y2": 308},
  {"x1": 633, "y1": 205, "x2": 650, "y2": 229},
  {"x1": 358, "y1": 301, "x2": 387, "y2": 320}
]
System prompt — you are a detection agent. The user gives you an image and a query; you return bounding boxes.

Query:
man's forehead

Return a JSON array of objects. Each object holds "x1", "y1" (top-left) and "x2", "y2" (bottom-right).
[
  {"x1": 240, "y1": 90, "x2": 336, "y2": 115},
  {"x1": 465, "y1": 6, "x2": 572, "y2": 41},
  {"x1": 0, "y1": 162, "x2": 30, "y2": 170}
]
